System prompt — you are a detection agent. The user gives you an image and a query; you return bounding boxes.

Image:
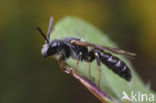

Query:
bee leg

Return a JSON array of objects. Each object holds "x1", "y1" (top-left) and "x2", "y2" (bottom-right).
[
  {"x1": 75, "y1": 52, "x2": 82, "y2": 74},
  {"x1": 58, "y1": 56, "x2": 65, "y2": 72},
  {"x1": 94, "y1": 52, "x2": 102, "y2": 90},
  {"x1": 75, "y1": 60, "x2": 79, "y2": 74},
  {"x1": 88, "y1": 63, "x2": 91, "y2": 78}
]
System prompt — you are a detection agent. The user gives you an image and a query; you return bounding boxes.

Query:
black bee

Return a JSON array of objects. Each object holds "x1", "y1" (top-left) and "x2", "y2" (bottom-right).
[{"x1": 35, "y1": 17, "x2": 136, "y2": 89}]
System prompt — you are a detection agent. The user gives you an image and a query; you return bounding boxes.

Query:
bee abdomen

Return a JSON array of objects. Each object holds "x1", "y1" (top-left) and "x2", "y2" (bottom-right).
[{"x1": 99, "y1": 52, "x2": 132, "y2": 81}]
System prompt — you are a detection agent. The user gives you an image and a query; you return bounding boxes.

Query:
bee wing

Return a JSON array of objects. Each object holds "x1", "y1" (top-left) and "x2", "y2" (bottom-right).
[
  {"x1": 71, "y1": 40, "x2": 136, "y2": 58},
  {"x1": 47, "y1": 17, "x2": 54, "y2": 40}
]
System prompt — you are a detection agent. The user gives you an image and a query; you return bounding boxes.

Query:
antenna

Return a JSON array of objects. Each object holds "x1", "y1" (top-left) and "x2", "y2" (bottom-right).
[
  {"x1": 47, "y1": 17, "x2": 54, "y2": 41},
  {"x1": 35, "y1": 26, "x2": 49, "y2": 44}
]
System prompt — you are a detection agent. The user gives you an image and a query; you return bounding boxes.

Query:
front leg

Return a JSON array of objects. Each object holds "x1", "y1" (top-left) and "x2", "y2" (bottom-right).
[
  {"x1": 58, "y1": 56, "x2": 67, "y2": 72},
  {"x1": 58, "y1": 57, "x2": 64, "y2": 72}
]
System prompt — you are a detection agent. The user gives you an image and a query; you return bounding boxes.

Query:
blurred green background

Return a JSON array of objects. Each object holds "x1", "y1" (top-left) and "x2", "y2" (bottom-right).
[{"x1": 0, "y1": 0, "x2": 156, "y2": 103}]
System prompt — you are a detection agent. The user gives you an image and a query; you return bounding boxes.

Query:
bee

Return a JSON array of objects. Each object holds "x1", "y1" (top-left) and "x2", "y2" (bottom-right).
[{"x1": 35, "y1": 17, "x2": 136, "y2": 89}]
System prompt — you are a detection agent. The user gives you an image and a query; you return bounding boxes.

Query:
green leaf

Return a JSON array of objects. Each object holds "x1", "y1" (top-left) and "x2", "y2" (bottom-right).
[{"x1": 50, "y1": 16, "x2": 156, "y2": 103}]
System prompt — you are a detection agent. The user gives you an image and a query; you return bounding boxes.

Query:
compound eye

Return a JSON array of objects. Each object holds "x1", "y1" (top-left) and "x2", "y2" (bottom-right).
[
  {"x1": 45, "y1": 42, "x2": 58, "y2": 56},
  {"x1": 51, "y1": 42, "x2": 58, "y2": 48}
]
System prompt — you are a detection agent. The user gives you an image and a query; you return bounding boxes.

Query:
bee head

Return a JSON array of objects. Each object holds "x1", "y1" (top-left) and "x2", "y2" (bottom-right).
[
  {"x1": 35, "y1": 17, "x2": 54, "y2": 57},
  {"x1": 41, "y1": 41, "x2": 59, "y2": 57}
]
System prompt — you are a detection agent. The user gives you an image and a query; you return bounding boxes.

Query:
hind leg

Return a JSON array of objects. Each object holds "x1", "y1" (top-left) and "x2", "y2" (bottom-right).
[
  {"x1": 94, "y1": 52, "x2": 102, "y2": 90},
  {"x1": 75, "y1": 52, "x2": 82, "y2": 74},
  {"x1": 88, "y1": 63, "x2": 91, "y2": 78}
]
